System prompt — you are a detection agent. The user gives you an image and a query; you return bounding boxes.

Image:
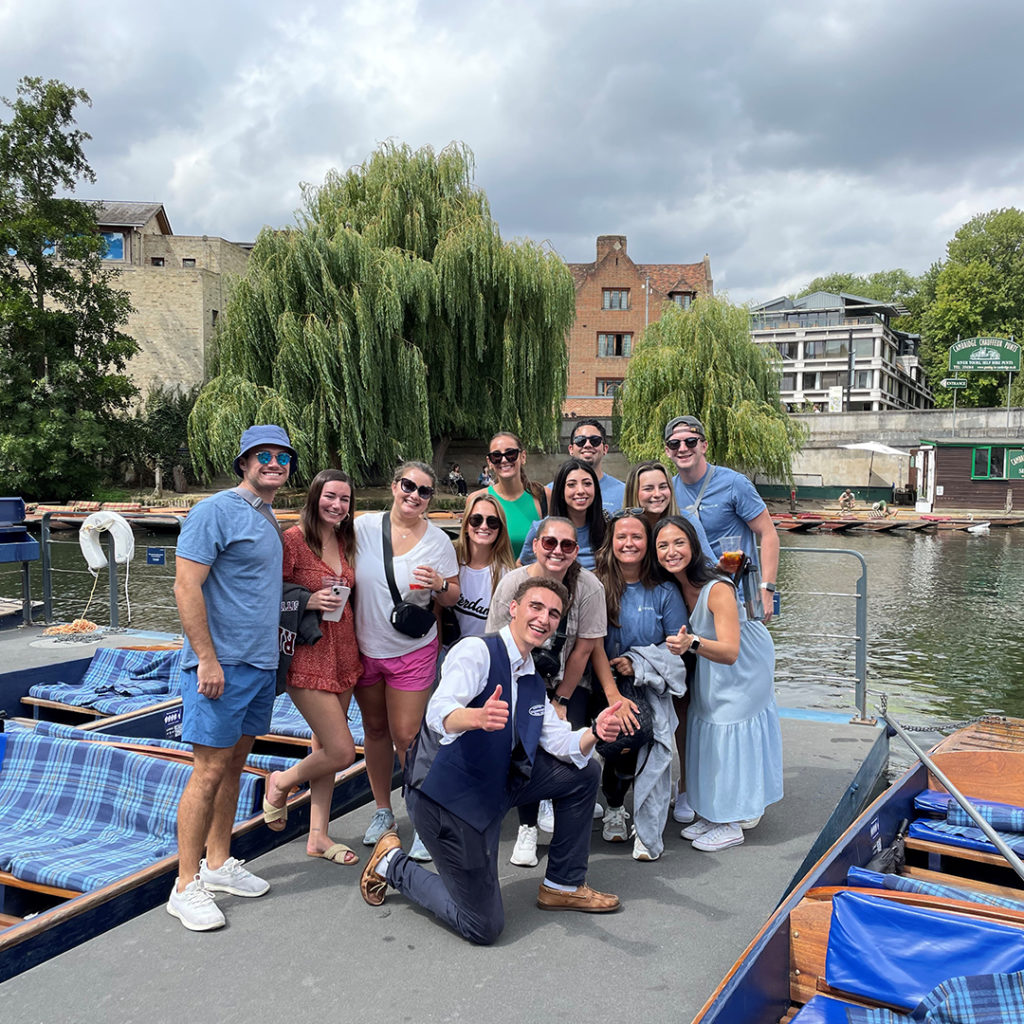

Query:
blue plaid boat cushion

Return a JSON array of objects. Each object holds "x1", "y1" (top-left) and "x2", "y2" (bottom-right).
[
  {"x1": 946, "y1": 798, "x2": 1024, "y2": 833},
  {"x1": 910, "y1": 818, "x2": 1024, "y2": 856},
  {"x1": 847, "y1": 865, "x2": 1024, "y2": 913},
  {"x1": 846, "y1": 968, "x2": 1024, "y2": 1022},
  {"x1": 270, "y1": 693, "x2": 364, "y2": 745}
]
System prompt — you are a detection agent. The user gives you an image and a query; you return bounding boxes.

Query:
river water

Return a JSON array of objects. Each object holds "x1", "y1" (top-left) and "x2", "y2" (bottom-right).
[{"x1": 10, "y1": 524, "x2": 1024, "y2": 730}]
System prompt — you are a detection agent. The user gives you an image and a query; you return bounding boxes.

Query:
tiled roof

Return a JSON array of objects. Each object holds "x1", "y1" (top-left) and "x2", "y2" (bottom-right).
[{"x1": 93, "y1": 202, "x2": 172, "y2": 233}]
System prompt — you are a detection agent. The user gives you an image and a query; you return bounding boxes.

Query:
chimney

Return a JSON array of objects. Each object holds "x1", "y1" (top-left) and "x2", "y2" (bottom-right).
[{"x1": 596, "y1": 235, "x2": 627, "y2": 262}]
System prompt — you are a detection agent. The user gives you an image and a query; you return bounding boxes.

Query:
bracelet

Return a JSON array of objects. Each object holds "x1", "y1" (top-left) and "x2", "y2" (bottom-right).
[{"x1": 590, "y1": 722, "x2": 600, "y2": 740}]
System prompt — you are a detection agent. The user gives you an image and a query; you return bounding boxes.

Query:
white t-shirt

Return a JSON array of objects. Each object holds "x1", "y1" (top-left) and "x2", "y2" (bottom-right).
[
  {"x1": 354, "y1": 512, "x2": 459, "y2": 659},
  {"x1": 454, "y1": 563, "x2": 509, "y2": 639}
]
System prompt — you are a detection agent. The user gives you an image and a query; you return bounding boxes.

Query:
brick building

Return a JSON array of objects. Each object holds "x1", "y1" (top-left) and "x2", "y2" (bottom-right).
[
  {"x1": 95, "y1": 202, "x2": 252, "y2": 396},
  {"x1": 563, "y1": 235, "x2": 713, "y2": 417}
]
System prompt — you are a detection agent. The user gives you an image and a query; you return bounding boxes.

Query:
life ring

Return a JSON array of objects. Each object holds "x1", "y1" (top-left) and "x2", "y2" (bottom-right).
[{"x1": 79, "y1": 511, "x2": 136, "y2": 574}]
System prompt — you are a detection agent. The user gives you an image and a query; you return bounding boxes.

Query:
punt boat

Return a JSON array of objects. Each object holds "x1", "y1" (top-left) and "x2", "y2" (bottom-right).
[{"x1": 692, "y1": 717, "x2": 1024, "y2": 1023}]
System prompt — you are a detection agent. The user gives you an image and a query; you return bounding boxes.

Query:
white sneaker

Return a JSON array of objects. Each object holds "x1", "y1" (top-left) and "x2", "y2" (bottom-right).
[
  {"x1": 166, "y1": 875, "x2": 225, "y2": 931},
  {"x1": 537, "y1": 799, "x2": 555, "y2": 833},
  {"x1": 602, "y1": 805, "x2": 630, "y2": 843},
  {"x1": 738, "y1": 815, "x2": 762, "y2": 830},
  {"x1": 199, "y1": 856, "x2": 269, "y2": 897},
  {"x1": 691, "y1": 822, "x2": 745, "y2": 852},
  {"x1": 672, "y1": 791, "x2": 696, "y2": 825},
  {"x1": 510, "y1": 825, "x2": 539, "y2": 867},
  {"x1": 408, "y1": 831, "x2": 432, "y2": 862},
  {"x1": 681, "y1": 817, "x2": 715, "y2": 841},
  {"x1": 593, "y1": 801, "x2": 604, "y2": 819},
  {"x1": 632, "y1": 835, "x2": 659, "y2": 861}
]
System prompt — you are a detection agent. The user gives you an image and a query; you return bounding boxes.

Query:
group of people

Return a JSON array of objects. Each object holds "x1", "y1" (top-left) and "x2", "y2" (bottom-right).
[{"x1": 166, "y1": 416, "x2": 783, "y2": 946}]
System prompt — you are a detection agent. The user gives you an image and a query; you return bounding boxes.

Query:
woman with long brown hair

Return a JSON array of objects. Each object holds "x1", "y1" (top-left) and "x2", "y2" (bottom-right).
[{"x1": 263, "y1": 470, "x2": 362, "y2": 865}]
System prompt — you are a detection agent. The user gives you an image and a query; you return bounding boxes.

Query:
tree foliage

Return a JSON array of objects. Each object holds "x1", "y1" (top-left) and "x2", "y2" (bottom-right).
[
  {"x1": 799, "y1": 269, "x2": 923, "y2": 311},
  {"x1": 618, "y1": 296, "x2": 805, "y2": 482},
  {"x1": 189, "y1": 142, "x2": 576, "y2": 484},
  {"x1": 918, "y1": 209, "x2": 1024, "y2": 408},
  {"x1": 0, "y1": 76, "x2": 137, "y2": 500}
]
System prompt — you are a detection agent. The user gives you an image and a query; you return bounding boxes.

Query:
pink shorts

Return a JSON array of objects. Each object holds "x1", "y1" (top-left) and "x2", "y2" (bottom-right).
[{"x1": 357, "y1": 636, "x2": 439, "y2": 692}]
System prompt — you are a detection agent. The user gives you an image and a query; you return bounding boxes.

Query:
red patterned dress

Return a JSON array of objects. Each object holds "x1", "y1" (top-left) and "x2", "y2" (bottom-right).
[{"x1": 282, "y1": 526, "x2": 363, "y2": 692}]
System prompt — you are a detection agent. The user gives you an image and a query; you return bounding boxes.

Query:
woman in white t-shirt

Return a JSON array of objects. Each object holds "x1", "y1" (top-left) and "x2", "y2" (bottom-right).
[
  {"x1": 353, "y1": 461, "x2": 459, "y2": 861},
  {"x1": 452, "y1": 493, "x2": 515, "y2": 638}
]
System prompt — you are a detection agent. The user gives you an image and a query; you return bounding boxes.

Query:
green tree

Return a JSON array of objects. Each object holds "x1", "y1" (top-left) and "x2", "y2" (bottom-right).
[
  {"x1": 0, "y1": 76, "x2": 137, "y2": 500},
  {"x1": 618, "y1": 296, "x2": 805, "y2": 481},
  {"x1": 119, "y1": 385, "x2": 199, "y2": 492},
  {"x1": 921, "y1": 208, "x2": 1024, "y2": 408},
  {"x1": 189, "y1": 142, "x2": 576, "y2": 484},
  {"x1": 799, "y1": 268, "x2": 922, "y2": 310}
]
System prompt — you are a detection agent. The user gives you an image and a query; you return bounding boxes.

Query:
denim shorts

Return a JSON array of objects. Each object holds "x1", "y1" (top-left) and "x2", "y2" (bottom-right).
[{"x1": 181, "y1": 663, "x2": 276, "y2": 748}]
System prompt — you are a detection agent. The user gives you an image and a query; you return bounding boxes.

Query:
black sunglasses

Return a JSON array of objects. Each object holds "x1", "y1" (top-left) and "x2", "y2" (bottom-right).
[
  {"x1": 611, "y1": 507, "x2": 645, "y2": 520},
  {"x1": 538, "y1": 535, "x2": 579, "y2": 554},
  {"x1": 467, "y1": 513, "x2": 501, "y2": 530},
  {"x1": 487, "y1": 447, "x2": 521, "y2": 465},
  {"x1": 571, "y1": 434, "x2": 604, "y2": 448},
  {"x1": 666, "y1": 436, "x2": 702, "y2": 451},
  {"x1": 399, "y1": 477, "x2": 435, "y2": 499}
]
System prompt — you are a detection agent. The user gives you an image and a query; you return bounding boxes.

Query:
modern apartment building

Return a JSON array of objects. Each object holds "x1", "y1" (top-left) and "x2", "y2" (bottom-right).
[
  {"x1": 95, "y1": 202, "x2": 252, "y2": 396},
  {"x1": 749, "y1": 291, "x2": 932, "y2": 412},
  {"x1": 563, "y1": 235, "x2": 713, "y2": 417}
]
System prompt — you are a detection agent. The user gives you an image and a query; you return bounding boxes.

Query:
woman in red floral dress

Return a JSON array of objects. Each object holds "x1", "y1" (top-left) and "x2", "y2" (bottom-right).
[{"x1": 263, "y1": 470, "x2": 363, "y2": 865}]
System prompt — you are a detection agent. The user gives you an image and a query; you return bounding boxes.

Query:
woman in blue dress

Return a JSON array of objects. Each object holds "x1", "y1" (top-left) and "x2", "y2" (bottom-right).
[{"x1": 653, "y1": 515, "x2": 783, "y2": 853}]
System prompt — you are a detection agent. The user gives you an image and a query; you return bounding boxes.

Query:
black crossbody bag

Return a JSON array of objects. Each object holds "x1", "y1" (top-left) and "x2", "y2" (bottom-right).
[{"x1": 381, "y1": 515, "x2": 437, "y2": 639}]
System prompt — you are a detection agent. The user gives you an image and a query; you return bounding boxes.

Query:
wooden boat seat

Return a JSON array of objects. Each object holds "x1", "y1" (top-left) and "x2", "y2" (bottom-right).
[
  {"x1": 0, "y1": 870, "x2": 82, "y2": 900},
  {"x1": 905, "y1": 834, "x2": 1024, "y2": 869},
  {"x1": 20, "y1": 696, "x2": 104, "y2": 717}
]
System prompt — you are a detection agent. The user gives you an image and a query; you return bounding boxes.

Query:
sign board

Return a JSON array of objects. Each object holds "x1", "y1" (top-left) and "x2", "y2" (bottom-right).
[
  {"x1": 146, "y1": 547, "x2": 166, "y2": 566},
  {"x1": 948, "y1": 336, "x2": 1021, "y2": 373},
  {"x1": 827, "y1": 385, "x2": 844, "y2": 412},
  {"x1": 1009, "y1": 450, "x2": 1024, "y2": 481},
  {"x1": 940, "y1": 377, "x2": 968, "y2": 389}
]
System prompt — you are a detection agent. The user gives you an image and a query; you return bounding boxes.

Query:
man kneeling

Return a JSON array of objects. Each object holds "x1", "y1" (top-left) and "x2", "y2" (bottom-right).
[{"x1": 360, "y1": 577, "x2": 624, "y2": 943}]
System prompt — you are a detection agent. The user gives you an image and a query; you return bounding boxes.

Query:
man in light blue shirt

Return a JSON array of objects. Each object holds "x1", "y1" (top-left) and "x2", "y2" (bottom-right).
[{"x1": 547, "y1": 418, "x2": 625, "y2": 514}]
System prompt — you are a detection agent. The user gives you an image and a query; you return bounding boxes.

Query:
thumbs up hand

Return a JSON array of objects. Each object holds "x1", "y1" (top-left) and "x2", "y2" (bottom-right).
[{"x1": 477, "y1": 684, "x2": 509, "y2": 732}]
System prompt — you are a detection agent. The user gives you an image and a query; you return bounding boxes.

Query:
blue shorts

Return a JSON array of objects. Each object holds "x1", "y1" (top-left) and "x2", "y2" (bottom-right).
[{"x1": 181, "y1": 663, "x2": 275, "y2": 748}]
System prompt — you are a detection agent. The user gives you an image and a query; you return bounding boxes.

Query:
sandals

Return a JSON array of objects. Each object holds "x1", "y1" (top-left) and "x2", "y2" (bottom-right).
[
  {"x1": 308, "y1": 842, "x2": 359, "y2": 866},
  {"x1": 262, "y1": 772, "x2": 288, "y2": 831}
]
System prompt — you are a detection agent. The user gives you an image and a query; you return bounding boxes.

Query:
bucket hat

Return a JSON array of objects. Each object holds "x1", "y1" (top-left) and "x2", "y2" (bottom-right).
[{"x1": 233, "y1": 424, "x2": 297, "y2": 477}]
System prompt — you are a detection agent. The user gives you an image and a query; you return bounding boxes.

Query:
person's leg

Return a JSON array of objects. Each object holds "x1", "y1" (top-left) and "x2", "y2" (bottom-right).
[
  {"x1": 601, "y1": 747, "x2": 638, "y2": 809},
  {"x1": 353, "y1": 676, "x2": 396, "y2": 813},
  {"x1": 385, "y1": 790, "x2": 505, "y2": 945},
  {"x1": 176, "y1": 742, "x2": 237, "y2": 888},
  {"x1": 384, "y1": 683, "x2": 432, "y2": 769},
  {"x1": 204, "y1": 734, "x2": 255, "y2": 869}
]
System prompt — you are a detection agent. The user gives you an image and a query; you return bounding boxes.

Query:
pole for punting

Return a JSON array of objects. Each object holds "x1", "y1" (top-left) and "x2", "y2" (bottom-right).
[{"x1": 877, "y1": 707, "x2": 1024, "y2": 885}]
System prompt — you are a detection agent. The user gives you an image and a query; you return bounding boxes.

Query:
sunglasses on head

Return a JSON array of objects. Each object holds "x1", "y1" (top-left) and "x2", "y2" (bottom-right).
[
  {"x1": 572, "y1": 434, "x2": 604, "y2": 448},
  {"x1": 254, "y1": 451, "x2": 292, "y2": 466},
  {"x1": 611, "y1": 507, "x2": 646, "y2": 520},
  {"x1": 467, "y1": 513, "x2": 501, "y2": 530},
  {"x1": 665, "y1": 436, "x2": 702, "y2": 451},
  {"x1": 487, "y1": 447, "x2": 521, "y2": 465},
  {"x1": 538, "y1": 535, "x2": 579, "y2": 554},
  {"x1": 399, "y1": 477, "x2": 435, "y2": 499}
]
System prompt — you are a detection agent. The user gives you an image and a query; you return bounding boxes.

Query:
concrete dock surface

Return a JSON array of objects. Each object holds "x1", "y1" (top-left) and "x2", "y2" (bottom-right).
[{"x1": 0, "y1": 714, "x2": 882, "y2": 1024}]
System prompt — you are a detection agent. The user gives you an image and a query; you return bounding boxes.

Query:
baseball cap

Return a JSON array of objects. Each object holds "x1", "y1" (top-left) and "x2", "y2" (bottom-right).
[
  {"x1": 233, "y1": 424, "x2": 297, "y2": 477},
  {"x1": 663, "y1": 415, "x2": 706, "y2": 441}
]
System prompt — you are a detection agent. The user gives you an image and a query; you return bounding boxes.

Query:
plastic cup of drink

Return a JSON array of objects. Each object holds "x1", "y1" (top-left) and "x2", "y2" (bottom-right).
[{"x1": 717, "y1": 535, "x2": 744, "y2": 574}]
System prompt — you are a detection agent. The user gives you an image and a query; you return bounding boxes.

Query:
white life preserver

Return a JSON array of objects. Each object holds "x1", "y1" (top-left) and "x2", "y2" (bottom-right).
[{"x1": 79, "y1": 511, "x2": 136, "y2": 574}]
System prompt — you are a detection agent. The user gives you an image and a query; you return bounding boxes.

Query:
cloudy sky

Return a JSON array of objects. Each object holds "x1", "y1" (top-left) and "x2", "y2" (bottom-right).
[{"x1": 3, "y1": 0, "x2": 1023, "y2": 302}]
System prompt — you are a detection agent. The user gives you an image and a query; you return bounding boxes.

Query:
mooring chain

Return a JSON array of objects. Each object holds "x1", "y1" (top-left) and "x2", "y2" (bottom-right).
[{"x1": 869, "y1": 689, "x2": 1002, "y2": 734}]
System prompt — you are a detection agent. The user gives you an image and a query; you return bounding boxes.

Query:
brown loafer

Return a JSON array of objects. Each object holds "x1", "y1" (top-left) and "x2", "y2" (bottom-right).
[
  {"x1": 536, "y1": 882, "x2": 620, "y2": 913},
  {"x1": 360, "y1": 829, "x2": 401, "y2": 906}
]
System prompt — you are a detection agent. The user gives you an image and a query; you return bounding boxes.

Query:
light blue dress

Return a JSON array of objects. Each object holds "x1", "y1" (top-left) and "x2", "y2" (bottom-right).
[{"x1": 686, "y1": 580, "x2": 783, "y2": 824}]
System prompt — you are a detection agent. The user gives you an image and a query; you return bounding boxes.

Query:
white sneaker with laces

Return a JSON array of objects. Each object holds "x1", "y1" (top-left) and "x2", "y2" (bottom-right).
[
  {"x1": 199, "y1": 856, "x2": 269, "y2": 897},
  {"x1": 672, "y1": 791, "x2": 696, "y2": 824},
  {"x1": 536, "y1": 799, "x2": 555, "y2": 833},
  {"x1": 510, "y1": 825, "x2": 539, "y2": 867},
  {"x1": 680, "y1": 817, "x2": 715, "y2": 841},
  {"x1": 738, "y1": 815, "x2": 762, "y2": 830},
  {"x1": 593, "y1": 801, "x2": 604, "y2": 819},
  {"x1": 166, "y1": 876, "x2": 225, "y2": 931},
  {"x1": 691, "y1": 821, "x2": 745, "y2": 852},
  {"x1": 632, "y1": 835, "x2": 659, "y2": 861},
  {"x1": 602, "y1": 805, "x2": 630, "y2": 842}
]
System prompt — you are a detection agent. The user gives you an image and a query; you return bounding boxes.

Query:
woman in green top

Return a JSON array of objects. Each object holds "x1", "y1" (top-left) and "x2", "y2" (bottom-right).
[{"x1": 467, "y1": 430, "x2": 546, "y2": 553}]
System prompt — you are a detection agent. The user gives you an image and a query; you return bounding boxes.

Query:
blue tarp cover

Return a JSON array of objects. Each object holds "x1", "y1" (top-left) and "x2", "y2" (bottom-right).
[{"x1": 826, "y1": 891, "x2": 1024, "y2": 1010}]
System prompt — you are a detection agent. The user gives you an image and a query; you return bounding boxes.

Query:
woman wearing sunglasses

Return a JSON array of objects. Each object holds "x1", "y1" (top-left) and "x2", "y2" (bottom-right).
[
  {"x1": 654, "y1": 515, "x2": 781, "y2": 854},
  {"x1": 467, "y1": 431, "x2": 546, "y2": 555},
  {"x1": 452, "y1": 493, "x2": 516, "y2": 638},
  {"x1": 263, "y1": 470, "x2": 362, "y2": 864},
  {"x1": 485, "y1": 516, "x2": 608, "y2": 867},
  {"x1": 353, "y1": 461, "x2": 460, "y2": 860},
  {"x1": 517, "y1": 458, "x2": 606, "y2": 570},
  {"x1": 592, "y1": 510, "x2": 687, "y2": 861}
]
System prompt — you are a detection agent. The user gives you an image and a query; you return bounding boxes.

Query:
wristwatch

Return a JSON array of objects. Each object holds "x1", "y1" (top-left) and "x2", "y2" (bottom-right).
[
  {"x1": 551, "y1": 694, "x2": 570, "y2": 707},
  {"x1": 760, "y1": 581, "x2": 777, "y2": 593},
  {"x1": 688, "y1": 635, "x2": 702, "y2": 652},
  {"x1": 440, "y1": 579, "x2": 449, "y2": 592}
]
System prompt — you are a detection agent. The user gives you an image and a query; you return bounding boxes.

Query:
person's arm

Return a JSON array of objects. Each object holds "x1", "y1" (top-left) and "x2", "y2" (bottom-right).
[
  {"x1": 550, "y1": 636, "x2": 596, "y2": 720},
  {"x1": 538, "y1": 691, "x2": 623, "y2": 764},
  {"x1": 426, "y1": 637, "x2": 492, "y2": 741},
  {"x1": 748, "y1": 508, "x2": 779, "y2": 623},
  {"x1": 174, "y1": 556, "x2": 224, "y2": 699},
  {"x1": 443, "y1": 685, "x2": 508, "y2": 734},
  {"x1": 666, "y1": 582, "x2": 740, "y2": 665},
  {"x1": 591, "y1": 644, "x2": 640, "y2": 733}
]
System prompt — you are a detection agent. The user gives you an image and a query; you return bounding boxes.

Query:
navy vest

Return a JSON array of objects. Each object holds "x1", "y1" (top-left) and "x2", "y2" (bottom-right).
[{"x1": 407, "y1": 634, "x2": 546, "y2": 831}]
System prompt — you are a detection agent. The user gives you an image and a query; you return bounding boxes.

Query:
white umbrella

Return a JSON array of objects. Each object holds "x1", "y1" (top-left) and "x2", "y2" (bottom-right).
[{"x1": 841, "y1": 441, "x2": 911, "y2": 491}]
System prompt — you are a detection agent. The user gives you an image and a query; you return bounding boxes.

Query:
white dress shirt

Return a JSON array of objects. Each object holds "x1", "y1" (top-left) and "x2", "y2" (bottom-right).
[{"x1": 426, "y1": 626, "x2": 590, "y2": 768}]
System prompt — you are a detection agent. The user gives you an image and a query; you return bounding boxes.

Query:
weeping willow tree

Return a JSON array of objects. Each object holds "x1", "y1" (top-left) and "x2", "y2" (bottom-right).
[
  {"x1": 188, "y1": 142, "x2": 575, "y2": 484},
  {"x1": 617, "y1": 295, "x2": 805, "y2": 481}
]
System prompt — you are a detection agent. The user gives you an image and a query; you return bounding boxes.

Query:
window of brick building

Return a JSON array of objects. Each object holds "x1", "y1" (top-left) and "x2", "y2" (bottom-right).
[
  {"x1": 670, "y1": 292, "x2": 692, "y2": 309},
  {"x1": 212, "y1": 310, "x2": 219, "y2": 326},
  {"x1": 602, "y1": 288, "x2": 630, "y2": 310},
  {"x1": 598, "y1": 332, "x2": 632, "y2": 357},
  {"x1": 596, "y1": 378, "x2": 624, "y2": 396},
  {"x1": 150, "y1": 257, "x2": 165, "y2": 267},
  {"x1": 182, "y1": 257, "x2": 196, "y2": 268}
]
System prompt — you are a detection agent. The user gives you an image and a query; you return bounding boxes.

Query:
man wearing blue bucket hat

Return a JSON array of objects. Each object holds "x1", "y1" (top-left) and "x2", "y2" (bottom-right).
[{"x1": 167, "y1": 424, "x2": 296, "y2": 931}]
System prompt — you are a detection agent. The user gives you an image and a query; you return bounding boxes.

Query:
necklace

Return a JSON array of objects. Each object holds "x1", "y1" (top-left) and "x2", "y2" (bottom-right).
[{"x1": 389, "y1": 510, "x2": 418, "y2": 543}]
